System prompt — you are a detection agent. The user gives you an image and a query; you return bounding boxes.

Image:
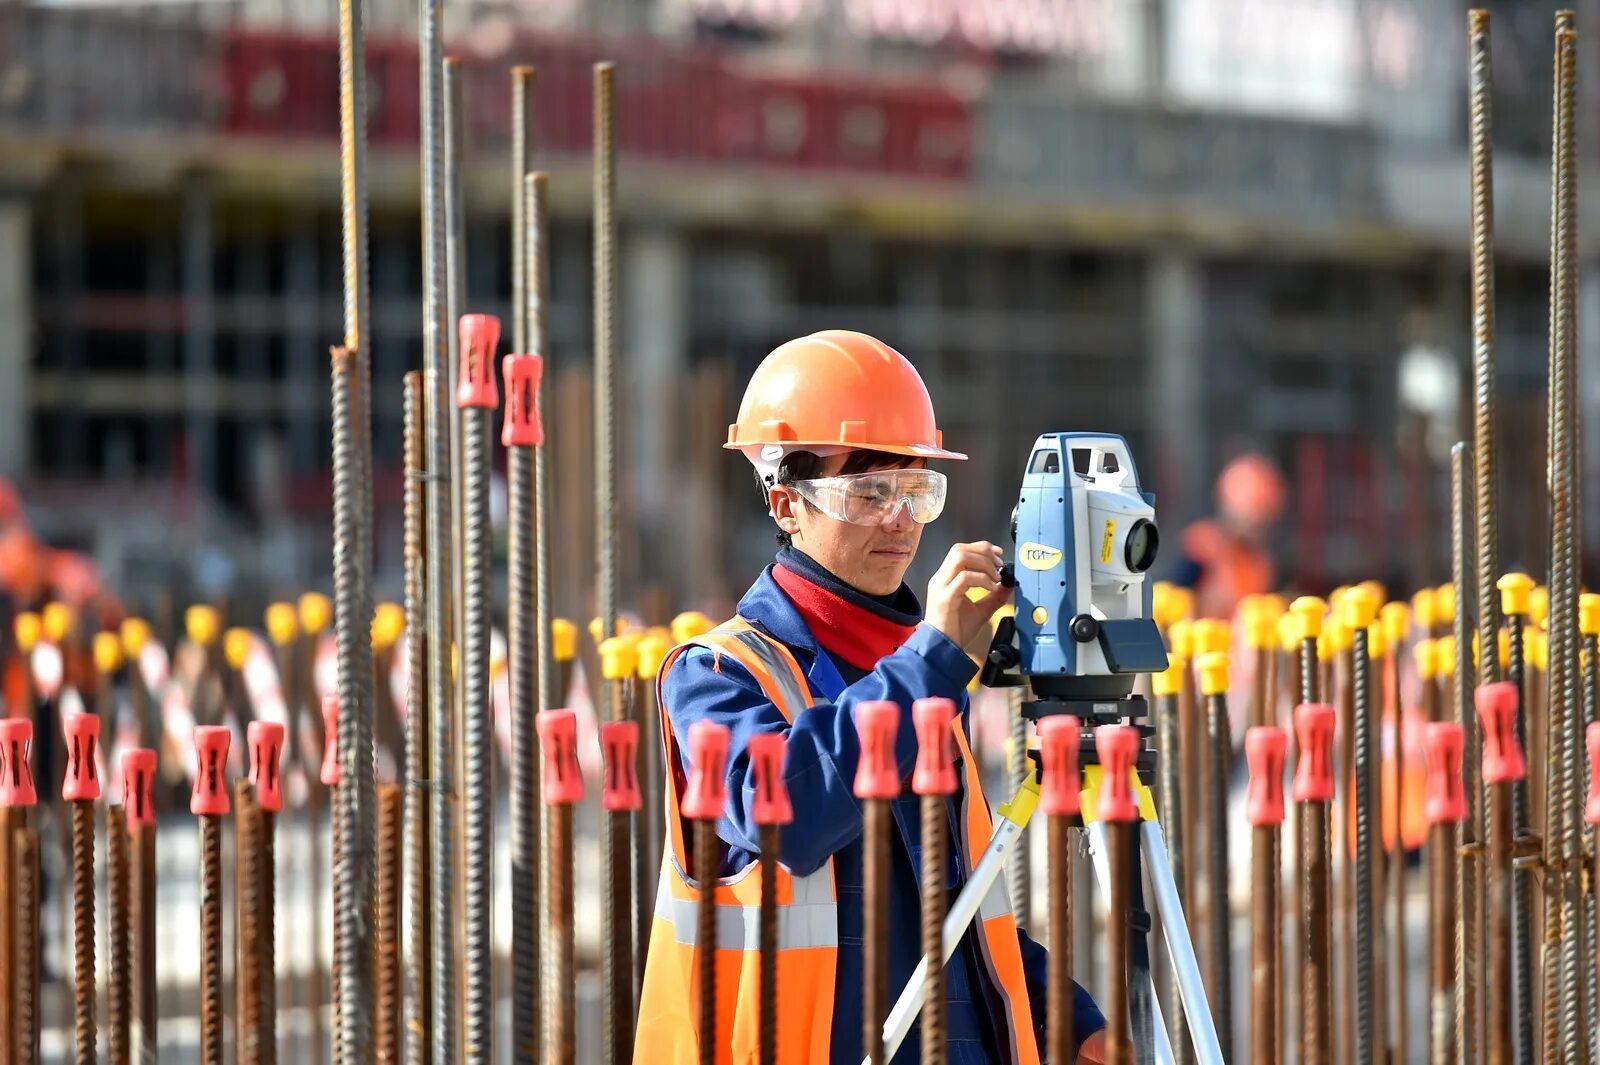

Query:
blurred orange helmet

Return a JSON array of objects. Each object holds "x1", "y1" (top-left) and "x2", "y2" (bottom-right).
[
  {"x1": 726, "y1": 330, "x2": 964, "y2": 483},
  {"x1": 1217, "y1": 452, "x2": 1287, "y2": 526}
]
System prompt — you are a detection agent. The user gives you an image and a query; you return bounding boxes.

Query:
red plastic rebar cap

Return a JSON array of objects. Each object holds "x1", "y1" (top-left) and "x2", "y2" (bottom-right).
[
  {"x1": 683, "y1": 720, "x2": 731, "y2": 821},
  {"x1": 457, "y1": 314, "x2": 502, "y2": 409},
  {"x1": 749, "y1": 731, "x2": 793, "y2": 827},
  {"x1": 191, "y1": 725, "x2": 232, "y2": 816},
  {"x1": 320, "y1": 694, "x2": 340, "y2": 787},
  {"x1": 1095, "y1": 725, "x2": 1140, "y2": 823},
  {"x1": 1245, "y1": 726, "x2": 1288, "y2": 827},
  {"x1": 0, "y1": 718, "x2": 36, "y2": 808},
  {"x1": 501, "y1": 354, "x2": 545, "y2": 447},
  {"x1": 1292, "y1": 703, "x2": 1337, "y2": 803},
  {"x1": 1038, "y1": 716, "x2": 1082, "y2": 818},
  {"x1": 853, "y1": 701, "x2": 902, "y2": 801},
  {"x1": 911, "y1": 698, "x2": 958, "y2": 797},
  {"x1": 248, "y1": 721, "x2": 286, "y2": 814},
  {"x1": 120, "y1": 748, "x2": 158, "y2": 827},
  {"x1": 1424, "y1": 722, "x2": 1467, "y2": 826},
  {"x1": 60, "y1": 711, "x2": 101, "y2": 803},
  {"x1": 1476, "y1": 681, "x2": 1526, "y2": 785},
  {"x1": 537, "y1": 709, "x2": 584, "y2": 805},
  {"x1": 600, "y1": 721, "x2": 641, "y2": 812},
  {"x1": 1587, "y1": 722, "x2": 1600, "y2": 827}
]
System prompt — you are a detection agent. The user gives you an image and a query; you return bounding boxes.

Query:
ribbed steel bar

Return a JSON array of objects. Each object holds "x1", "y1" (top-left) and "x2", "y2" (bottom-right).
[
  {"x1": 1351, "y1": 623, "x2": 1376, "y2": 1065},
  {"x1": 401, "y1": 370, "x2": 432, "y2": 1065},
  {"x1": 13, "y1": 828, "x2": 37, "y2": 1065},
  {"x1": 132, "y1": 823, "x2": 156, "y2": 1065},
  {"x1": 1105, "y1": 821, "x2": 1133, "y2": 1065},
  {"x1": 759, "y1": 822, "x2": 780, "y2": 1065},
  {"x1": 1047, "y1": 814, "x2": 1074, "y2": 1065},
  {"x1": 261, "y1": 796, "x2": 278, "y2": 1065},
  {"x1": 1205, "y1": 687, "x2": 1232, "y2": 1059},
  {"x1": 1252, "y1": 819, "x2": 1279, "y2": 1065},
  {"x1": 418, "y1": 0, "x2": 459, "y2": 1050},
  {"x1": 110, "y1": 804, "x2": 130, "y2": 1065},
  {"x1": 549, "y1": 798, "x2": 576, "y2": 1065},
  {"x1": 1450, "y1": 442, "x2": 1480, "y2": 1065},
  {"x1": 1155, "y1": 681, "x2": 1188, "y2": 1065},
  {"x1": 71, "y1": 798, "x2": 96, "y2": 1064},
  {"x1": 200, "y1": 814, "x2": 224, "y2": 1065},
  {"x1": 376, "y1": 784, "x2": 402, "y2": 1065},
  {"x1": 0, "y1": 807, "x2": 13, "y2": 1065},
  {"x1": 1007, "y1": 689, "x2": 1030, "y2": 931},
  {"x1": 1506, "y1": 608, "x2": 1534, "y2": 1064},
  {"x1": 593, "y1": 61, "x2": 618, "y2": 672},
  {"x1": 1387, "y1": 637, "x2": 1407, "y2": 1065},
  {"x1": 921, "y1": 791, "x2": 947, "y2": 1065},
  {"x1": 237, "y1": 781, "x2": 264, "y2": 1065},
  {"x1": 863, "y1": 800, "x2": 889, "y2": 1065}
]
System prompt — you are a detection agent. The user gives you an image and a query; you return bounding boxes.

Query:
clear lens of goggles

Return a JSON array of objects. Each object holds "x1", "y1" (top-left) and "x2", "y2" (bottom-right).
[{"x1": 789, "y1": 469, "x2": 948, "y2": 526}]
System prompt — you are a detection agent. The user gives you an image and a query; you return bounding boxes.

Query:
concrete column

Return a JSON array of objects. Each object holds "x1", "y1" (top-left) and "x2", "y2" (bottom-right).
[
  {"x1": 0, "y1": 199, "x2": 31, "y2": 479},
  {"x1": 1145, "y1": 248, "x2": 1206, "y2": 524},
  {"x1": 622, "y1": 225, "x2": 690, "y2": 605}
]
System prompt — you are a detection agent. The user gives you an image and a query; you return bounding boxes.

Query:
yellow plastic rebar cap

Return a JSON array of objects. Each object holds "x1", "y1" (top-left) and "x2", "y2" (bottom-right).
[
  {"x1": 1381, "y1": 602, "x2": 1409, "y2": 649},
  {"x1": 1437, "y1": 635, "x2": 1457, "y2": 675},
  {"x1": 671, "y1": 611, "x2": 715, "y2": 645},
  {"x1": 1366, "y1": 622, "x2": 1387, "y2": 660},
  {"x1": 120, "y1": 617, "x2": 151, "y2": 659},
  {"x1": 599, "y1": 635, "x2": 641, "y2": 680},
  {"x1": 1193, "y1": 619, "x2": 1230, "y2": 657},
  {"x1": 42, "y1": 602, "x2": 74, "y2": 645},
  {"x1": 93, "y1": 631, "x2": 124, "y2": 675},
  {"x1": 552, "y1": 618, "x2": 578, "y2": 663},
  {"x1": 1411, "y1": 588, "x2": 1437, "y2": 632},
  {"x1": 1435, "y1": 583, "x2": 1456, "y2": 624},
  {"x1": 1324, "y1": 616, "x2": 1353, "y2": 655},
  {"x1": 1239, "y1": 596, "x2": 1276, "y2": 650},
  {"x1": 1290, "y1": 597, "x2": 1327, "y2": 641},
  {"x1": 1528, "y1": 627, "x2": 1548, "y2": 670},
  {"x1": 13, "y1": 612, "x2": 40, "y2": 654},
  {"x1": 1276, "y1": 613, "x2": 1299, "y2": 655},
  {"x1": 185, "y1": 605, "x2": 220, "y2": 647},
  {"x1": 1532, "y1": 586, "x2": 1550, "y2": 627},
  {"x1": 372, "y1": 603, "x2": 405, "y2": 652},
  {"x1": 1167, "y1": 620, "x2": 1194, "y2": 660},
  {"x1": 1153, "y1": 657, "x2": 1186, "y2": 697},
  {"x1": 224, "y1": 627, "x2": 253, "y2": 671},
  {"x1": 1497, "y1": 573, "x2": 1535, "y2": 618},
  {"x1": 636, "y1": 634, "x2": 671, "y2": 680},
  {"x1": 1152, "y1": 582, "x2": 1189, "y2": 629},
  {"x1": 1339, "y1": 585, "x2": 1379, "y2": 632},
  {"x1": 264, "y1": 603, "x2": 298, "y2": 647},
  {"x1": 1413, "y1": 639, "x2": 1437, "y2": 680},
  {"x1": 1581, "y1": 593, "x2": 1600, "y2": 637},
  {"x1": 298, "y1": 593, "x2": 333, "y2": 637},
  {"x1": 1197, "y1": 652, "x2": 1230, "y2": 697}
]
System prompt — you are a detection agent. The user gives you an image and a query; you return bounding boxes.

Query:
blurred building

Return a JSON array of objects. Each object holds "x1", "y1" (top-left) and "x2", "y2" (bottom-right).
[{"x1": 0, "y1": 0, "x2": 1596, "y2": 616}]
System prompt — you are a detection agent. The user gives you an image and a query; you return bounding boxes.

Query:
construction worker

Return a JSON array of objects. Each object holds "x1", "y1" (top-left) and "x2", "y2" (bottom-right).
[
  {"x1": 1171, "y1": 452, "x2": 1286, "y2": 620},
  {"x1": 636, "y1": 330, "x2": 1106, "y2": 1064}
]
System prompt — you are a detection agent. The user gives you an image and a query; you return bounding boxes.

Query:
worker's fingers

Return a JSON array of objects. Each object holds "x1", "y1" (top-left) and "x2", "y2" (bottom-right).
[
  {"x1": 969, "y1": 584, "x2": 1014, "y2": 618},
  {"x1": 946, "y1": 569, "x2": 1001, "y2": 600},
  {"x1": 938, "y1": 543, "x2": 1003, "y2": 583}
]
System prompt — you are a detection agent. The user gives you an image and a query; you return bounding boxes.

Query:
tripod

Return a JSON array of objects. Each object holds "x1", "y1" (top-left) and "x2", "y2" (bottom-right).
[{"x1": 869, "y1": 724, "x2": 1222, "y2": 1065}]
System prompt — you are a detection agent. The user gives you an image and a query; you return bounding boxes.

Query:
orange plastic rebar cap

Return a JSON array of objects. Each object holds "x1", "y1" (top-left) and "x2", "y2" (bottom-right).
[{"x1": 725, "y1": 331, "x2": 965, "y2": 462}]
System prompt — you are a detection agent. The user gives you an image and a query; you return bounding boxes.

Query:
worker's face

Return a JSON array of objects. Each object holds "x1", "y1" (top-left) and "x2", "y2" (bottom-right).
[{"x1": 770, "y1": 454, "x2": 924, "y2": 597}]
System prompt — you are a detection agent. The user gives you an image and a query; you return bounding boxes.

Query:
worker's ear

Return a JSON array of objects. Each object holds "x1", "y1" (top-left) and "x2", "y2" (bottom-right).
[{"x1": 768, "y1": 486, "x2": 802, "y2": 537}]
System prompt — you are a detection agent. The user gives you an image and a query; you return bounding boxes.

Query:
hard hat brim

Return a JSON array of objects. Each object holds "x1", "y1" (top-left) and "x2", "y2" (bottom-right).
[{"x1": 725, "y1": 439, "x2": 967, "y2": 462}]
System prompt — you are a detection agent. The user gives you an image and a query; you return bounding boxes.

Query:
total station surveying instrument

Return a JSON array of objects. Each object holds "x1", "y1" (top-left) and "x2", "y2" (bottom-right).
[{"x1": 873, "y1": 433, "x2": 1222, "y2": 1065}]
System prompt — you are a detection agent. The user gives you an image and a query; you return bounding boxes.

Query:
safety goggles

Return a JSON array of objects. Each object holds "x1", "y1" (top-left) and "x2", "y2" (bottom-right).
[{"x1": 788, "y1": 469, "x2": 948, "y2": 526}]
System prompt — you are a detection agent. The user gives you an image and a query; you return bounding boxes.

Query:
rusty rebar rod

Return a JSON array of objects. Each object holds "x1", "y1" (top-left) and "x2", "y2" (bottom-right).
[
  {"x1": 855, "y1": 703, "x2": 898, "y2": 1065},
  {"x1": 120, "y1": 749, "x2": 156, "y2": 1065},
  {"x1": 63, "y1": 711, "x2": 100, "y2": 1065},
  {"x1": 109, "y1": 803, "x2": 130, "y2": 1065},
  {"x1": 250, "y1": 723, "x2": 283, "y2": 1065},
  {"x1": 237, "y1": 780, "x2": 264, "y2": 1065},
  {"x1": 13, "y1": 827, "x2": 38, "y2": 1065},
  {"x1": 1449, "y1": 441, "x2": 1481, "y2": 1065},
  {"x1": 539, "y1": 710, "x2": 582, "y2": 1065},
  {"x1": 1478, "y1": 681, "x2": 1524, "y2": 1065},
  {"x1": 1196, "y1": 652, "x2": 1232, "y2": 1058},
  {"x1": 376, "y1": 783, "x2": 402, "y2": 1064},
  {"x1": 0, "y1": 805, "x2": 13, "y2": 1065},
  {"x1": 1097, "y1": 725, "x2": 1141, "y2": 1065},
  {"x1": 194, "y1": 726, "x2": 231, "y2": 1065},
  {"x1": 1038, "y1": 716, "x2": 1080, "y2": 1065},
  {"x1": 911, "y1": 699, "x2": 959, "y2": 1065},
  {"x1": 1294, "y1": 699, "x2": 1335, "y2": 1065},
  {"x1": 598, "y1": 636, "x2": 638, "y2": 1062},
  {"x1": 1246, "y1": 727, "x2": 1287, "y2": 1065},
  {"x1": 400, "y1": 369, "x2": 432, "y2": 1065},
  {"x1": 1154, "y1": 655, "x2": 1188, "y2": 1065}
]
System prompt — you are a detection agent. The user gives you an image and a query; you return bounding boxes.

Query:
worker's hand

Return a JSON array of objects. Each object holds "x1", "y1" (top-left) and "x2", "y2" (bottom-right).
[{"x1": 924, "y1": 541, "x2": 1011, "y2": 653}]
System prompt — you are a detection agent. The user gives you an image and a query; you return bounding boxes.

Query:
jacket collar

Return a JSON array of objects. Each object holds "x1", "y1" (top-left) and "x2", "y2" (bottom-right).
[{"x1": 736, "y1": 564, "x2": 821, "y2": 658}]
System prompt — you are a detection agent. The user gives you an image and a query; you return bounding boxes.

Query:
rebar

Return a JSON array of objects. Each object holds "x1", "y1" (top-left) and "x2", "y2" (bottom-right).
[
  {"x1": 461, "y1": 370, "x2": 494, "y2": 1062},
  {"x1": 1007, "y1": 689, "x2": 1030, "y2": 931},
  {"x1": 920, "y1": 791, "x2": 947, "y2": 1065},
  {"x1": 1585, "y1": 631, "x2": 1600, "y2": 1064},
  {"x1": 419, "y1": 0, "x2": 459, "y2": 1050},
  {"x1": 604, "y1": 689, "x2": 636, "y2": 1065},
  {"x1": 1450, "y1": 442, "x2": 1480, "y2": 1065},
  {"x1": 200, "y1": 814, "x2": 224, "y2": 1065},
  {"x1": 1105, "y1": 821, "x2": 1133, "y2": 1065},
  {"x1": 377, "y1": 784, "x2": 402, "y2": 1064},
  {"x1": 549, "y1": 799, "x2": 576, "y2": 1065},
  {"x1": 1429, "y1": 816, "x2": 1456, "y2": 1065},
  {"x1": 1488, "y1": 777, "x2": 1513, "y2": 1064},
  {"x1": 262, "y1": 799, "x2": 278, "y2": 1065},
  {"x1": 237, "y1": 781, "x2": 263, "y2": 1065},
  {"x1": 593, "y1": 60, "x2": 618, "y2": 664},
  {"x1": 1205, "y1": 689, "x2": 1232, "y2": 1058},
  {"x1": 71, "y1": 797, "x2": 96, "y2": 1063},
  {"x1": 759, "y1": 823, "x2": 779, "y2": 1065},
  {"x1": 131, "y1": 822, "x2": 155, "y2": 1065},
  {"x1": 0, "y1": 807, "x2": 13, "y2": 1065},
  {"x1": 1155, "y1": 686, "x2": 1189, "y2": 1065},
  {"x1": 1350, "y1": 625, "x2": 1375, "y2": 1064},
  {"x1": 864, "y1": 799, "x2": 889, "y2": 1065},
  {"x1": 401, "y1": 370, "x2": 432, "y2": 1065},
  {"x1": 1506, "y1": 610, "x2": 1534, "y2": 1062},
  {"x1": 109, "y1": 804, "x2": 128, "y2": 1065},
  {"x1": 14, "y1": 828, "x2": 37, "y2": 1065},
  {"x1": 1047, "y1": 814, "x2": 1073, "y2": 1065},
  {"x1": 1386, "y1": 641, "x2": 1407, "y2": 1065},
  {"x1": 1252, "y1": 819, "x2": 1279, "y2": 1065},
  {"x1": 331, "y1": 340, "x2": 377, "y2": 1065},
  {"x1": 1546, "y1": 18, "x2": 1584, "y2": 1060},
  {"x1": 1336, "y1": 641, "x2": 1354, "y2": 1065},
  {"x1": 507, "y1": 73, "x2": 542, "y2": 1065}
]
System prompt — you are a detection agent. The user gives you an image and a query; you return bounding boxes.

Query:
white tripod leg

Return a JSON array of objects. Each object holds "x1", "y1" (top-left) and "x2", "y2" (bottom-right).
[
  {"x1": 1086, "y1": 822, "x2": 1177, "y2": 1065},
  {"x1": 1138, "y1": 820, "x2": 1224, "y2": 1065},
  {"x1": 868, "y1": 812, "x2": 1025, "y2": 1065}
]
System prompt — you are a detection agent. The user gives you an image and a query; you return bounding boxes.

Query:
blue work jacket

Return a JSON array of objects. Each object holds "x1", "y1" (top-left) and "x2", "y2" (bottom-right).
[{"x1": 662, "y1": 564, "x2": 1105, "y2": 1063}]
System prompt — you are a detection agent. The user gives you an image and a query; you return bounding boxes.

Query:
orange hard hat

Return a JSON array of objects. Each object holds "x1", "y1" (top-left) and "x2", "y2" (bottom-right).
[
  {"x1": 1217, "y1": 452, "x2": 1287, "y2": 526},
  {"x1": 726, "y1": 330, "x2": 964, "y2": 481}
]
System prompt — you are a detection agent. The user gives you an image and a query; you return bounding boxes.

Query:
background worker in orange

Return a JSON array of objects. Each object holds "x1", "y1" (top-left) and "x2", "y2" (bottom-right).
[
  {"x1": 1171, "y1": 452, "x2": 1287, "y2": 620},
  {"x1": 635, "y1": 331, "x2": 1106, "y2": 1063}
]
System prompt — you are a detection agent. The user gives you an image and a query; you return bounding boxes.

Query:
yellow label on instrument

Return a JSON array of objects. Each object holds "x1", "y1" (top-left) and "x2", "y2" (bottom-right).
[
  {"x1": 1018, "y1": 542, "x2": 1064, "y2": 572},
  {"x1": 1100, "y1": 520, "x2": 1116, "y2": 564}
]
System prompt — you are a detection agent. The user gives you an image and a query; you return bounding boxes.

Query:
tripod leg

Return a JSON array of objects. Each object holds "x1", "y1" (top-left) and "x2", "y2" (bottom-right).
[
  {"x1": 1137, "y1": 821, "x2": 1226, "y2": 1064},
  {"x1": 1086, "y1": 822, "x2": 1177, "y2": 1065}
]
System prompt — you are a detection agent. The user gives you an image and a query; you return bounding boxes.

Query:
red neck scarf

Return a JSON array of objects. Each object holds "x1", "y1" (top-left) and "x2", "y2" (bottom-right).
[{"x1": 771, "y1": 559, "x2": 918, "y2": 673}]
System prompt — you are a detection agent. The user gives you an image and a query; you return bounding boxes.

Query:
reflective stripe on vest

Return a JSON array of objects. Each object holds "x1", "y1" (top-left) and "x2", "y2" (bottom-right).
[{"x1": 634, "y1": 618, "x2": 1040, "y2": 1065}]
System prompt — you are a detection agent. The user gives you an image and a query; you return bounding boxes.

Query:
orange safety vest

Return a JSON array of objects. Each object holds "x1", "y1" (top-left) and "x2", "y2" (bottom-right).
[
  {"x1": 1182, "y1": 520, "x2": 1274, "y2": 621},
  {"x1": 634, "y1": 618, "x2": 1041, "y2": 1065}
]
